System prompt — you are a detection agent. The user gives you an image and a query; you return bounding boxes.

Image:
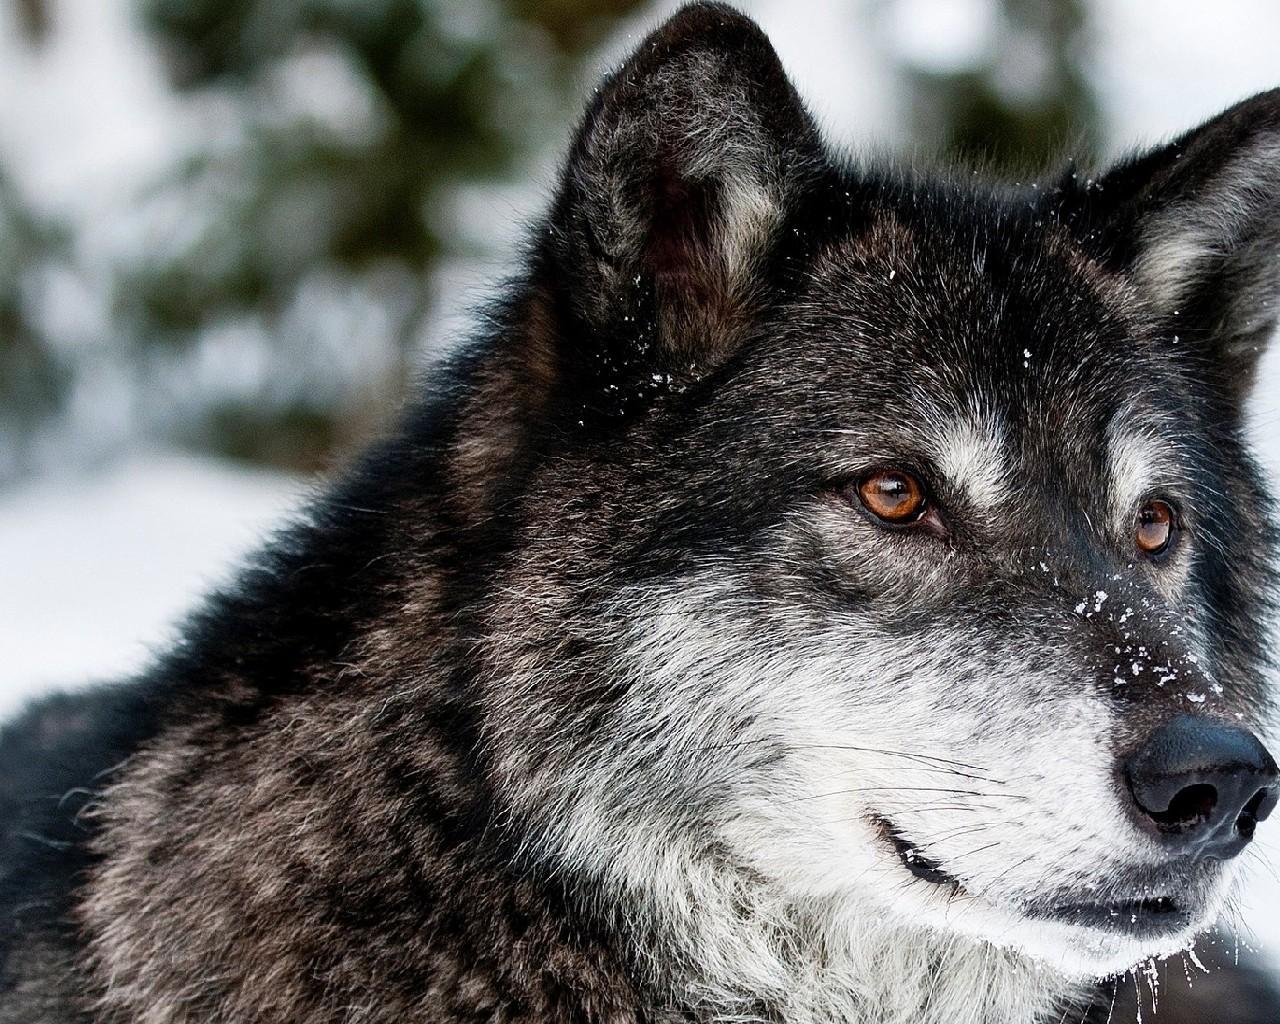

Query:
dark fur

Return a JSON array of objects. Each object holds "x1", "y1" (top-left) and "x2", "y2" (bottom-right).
[{"x1": 4, "y1": 4, "x2": 1280, "y2": 1021}]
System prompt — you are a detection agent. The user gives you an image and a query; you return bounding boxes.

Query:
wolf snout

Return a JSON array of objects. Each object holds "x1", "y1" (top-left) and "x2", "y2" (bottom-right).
[{"x1": 1123, "y1": 715, "x2": 1278, "y2": 859}]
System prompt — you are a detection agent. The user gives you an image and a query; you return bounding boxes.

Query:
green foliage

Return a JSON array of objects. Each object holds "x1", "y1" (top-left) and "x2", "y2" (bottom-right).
[
  {"x1": 127, "y1": 0, "x2": 642, "y2": 328},
  {"x1": 0, "y1": 171, "x2": 68, "y2": 455},
  {"x1": 901, "y1": 0, "x2": 1098, "y2": 172},
  {"x1": 108, "y1": 0, "x2": 644, "y2": 469}
]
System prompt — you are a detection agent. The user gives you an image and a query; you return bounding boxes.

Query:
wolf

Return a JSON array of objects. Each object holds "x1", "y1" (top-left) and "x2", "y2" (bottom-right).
[{"x1": 4, "y1": 4, "x2": 1280, "y2": 1022}]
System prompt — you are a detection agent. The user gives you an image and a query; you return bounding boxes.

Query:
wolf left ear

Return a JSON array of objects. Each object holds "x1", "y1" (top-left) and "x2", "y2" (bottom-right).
[
  {"x1": 540, "y1": 2, "x2": 823, "y2": 416},
  {"x1": 1058, "y1": 89, "x2": 1280, "y2": 399}
]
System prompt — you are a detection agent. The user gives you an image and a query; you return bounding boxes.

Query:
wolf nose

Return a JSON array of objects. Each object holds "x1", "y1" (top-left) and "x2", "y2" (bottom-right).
[{"x1": 1124, "y1": 715, "x2": 1278, "y2": 859}]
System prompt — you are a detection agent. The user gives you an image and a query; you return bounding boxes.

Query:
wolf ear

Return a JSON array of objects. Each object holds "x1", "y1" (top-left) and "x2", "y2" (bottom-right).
[
  {"x1": 1060, "y1": 89, "x2": 1280, "y2": 399},
  {"x1": 541, "y1": 2, "x2": 823, "y2": 415}
]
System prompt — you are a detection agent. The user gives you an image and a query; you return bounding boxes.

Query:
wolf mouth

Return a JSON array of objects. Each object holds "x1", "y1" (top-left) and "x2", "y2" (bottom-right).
[
  {"x1": 1040, "y1": 897, "x2": 1192, "y2": 937},
  {"x1": 872, "y1": 816, "x2": 964, "y2": 890},
  {"x1": 874, "y1": 816, "x2": 1201, "y2": 938}
]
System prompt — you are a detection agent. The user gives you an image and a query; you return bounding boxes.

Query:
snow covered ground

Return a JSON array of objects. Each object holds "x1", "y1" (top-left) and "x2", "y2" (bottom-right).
[{"x1": 0, "y1": 454, "x2": 307, "y2": 718}]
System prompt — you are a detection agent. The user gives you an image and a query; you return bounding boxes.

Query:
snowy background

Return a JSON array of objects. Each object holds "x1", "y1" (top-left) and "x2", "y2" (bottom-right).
[{"x1": 2, "y1": 0, "x2": 1280, "y2": 1000}]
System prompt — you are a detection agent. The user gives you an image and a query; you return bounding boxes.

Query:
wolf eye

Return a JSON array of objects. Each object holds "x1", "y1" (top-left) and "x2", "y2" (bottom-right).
[
  {"x1": 1136, "y1": 500, "x2": 1175, "y2": 556},
  {"x1": 857, "y1": 469, "x2": 928, "y2": 524}
]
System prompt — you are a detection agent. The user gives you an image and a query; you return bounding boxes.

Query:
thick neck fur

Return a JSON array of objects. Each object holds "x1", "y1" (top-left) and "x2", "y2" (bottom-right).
[{"x1": 563, "y1": 843, "x2": 1081, "y2": 1024}]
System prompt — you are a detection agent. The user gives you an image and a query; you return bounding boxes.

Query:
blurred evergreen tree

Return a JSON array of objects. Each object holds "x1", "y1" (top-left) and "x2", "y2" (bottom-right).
[
  {"x1": 0, "y1": 166, "x2": 69, "y2": 478},
  {"x1": 115, "y1": 0, "x2": 643, "y2": 470},
  {"x1": 0, "y1": 2, "x2": 64, "y2": 478},
  {"x1": 895, "y1": 0, "x2": 1099, "y2": 172},
  {"x1": 14, "y1": 0, "x2": 48, "y2": 41}
]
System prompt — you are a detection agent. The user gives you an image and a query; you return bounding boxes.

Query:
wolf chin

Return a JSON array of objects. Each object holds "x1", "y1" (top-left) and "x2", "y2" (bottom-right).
[{"x1": 5, "y1": 4, "x2": 1280, "y2": 1023}]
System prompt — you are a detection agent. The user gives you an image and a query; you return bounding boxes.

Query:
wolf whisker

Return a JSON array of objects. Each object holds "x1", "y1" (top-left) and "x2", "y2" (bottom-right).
[
  {"x1": 795, "y1": 785, "x2": 1030, "y2": 805},
  {"x1": 784, "y1": 743, "x2": 1001, "y2": 777}
]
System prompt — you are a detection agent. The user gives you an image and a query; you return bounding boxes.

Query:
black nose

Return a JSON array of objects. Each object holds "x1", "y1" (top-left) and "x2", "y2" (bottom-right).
[{"x1": 1124, "y1": 715, "x2": 1278, "y2": 859}]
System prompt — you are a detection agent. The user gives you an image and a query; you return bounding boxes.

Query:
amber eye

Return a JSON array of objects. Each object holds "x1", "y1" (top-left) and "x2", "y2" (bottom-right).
[
  {"x1": 1136, "y1": 500, "x2": 1175, "y2": 555},
  {"x1": 857, "y1": 469, "x2": 928, "y2": 524}
]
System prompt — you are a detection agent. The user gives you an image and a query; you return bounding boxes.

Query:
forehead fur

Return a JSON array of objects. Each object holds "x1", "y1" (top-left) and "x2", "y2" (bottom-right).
[
  {"x1": 772, "y1": 179, "x2": 1193, "y2": 418},
  {"x1": 1105, "y1": 403, "x2": 1188, "y2": 509},
  {"x1": 930, "y1": 410, "x2": 1010, "y2": 513}
]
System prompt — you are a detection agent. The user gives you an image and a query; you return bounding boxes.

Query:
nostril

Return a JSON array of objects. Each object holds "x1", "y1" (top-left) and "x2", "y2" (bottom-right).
[
  {"x1": 1146, "y1": 783, "x2": 1217, "y2": 834},
  {"x1": 1253, "y1": 786, "x2": 1278, "y2": 823},
  {"x1": 1237, "y1": 788, "x2": 1277, "y2": 839}
]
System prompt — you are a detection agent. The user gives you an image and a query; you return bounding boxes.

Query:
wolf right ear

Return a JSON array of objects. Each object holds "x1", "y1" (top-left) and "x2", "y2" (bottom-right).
[
  {"x1": 539, "y1": 2, "x2": 823, "y2": 417},
  {"x1": 1058, "y1": 90, "x2": 1280, "y2": 400}
]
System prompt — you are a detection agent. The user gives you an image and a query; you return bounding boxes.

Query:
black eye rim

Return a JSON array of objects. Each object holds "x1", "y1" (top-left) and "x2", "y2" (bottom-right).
[
  {"x1": 1135, "y1": 497, "x2": 1180, "y2": 559},
  {"x1": 848, "y1": 465, "x2": 947, "y2": 535}
]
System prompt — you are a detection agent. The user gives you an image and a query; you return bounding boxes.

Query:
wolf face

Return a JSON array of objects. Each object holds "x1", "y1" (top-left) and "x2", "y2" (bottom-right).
[{"x1": 477, "y1": 1, "x2": 1280, "y2": 991}]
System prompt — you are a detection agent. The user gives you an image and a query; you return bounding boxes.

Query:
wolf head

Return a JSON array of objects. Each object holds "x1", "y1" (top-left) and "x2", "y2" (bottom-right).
[{"x1": 469, "y1": 2, "x2": 1280, "y2": 992}]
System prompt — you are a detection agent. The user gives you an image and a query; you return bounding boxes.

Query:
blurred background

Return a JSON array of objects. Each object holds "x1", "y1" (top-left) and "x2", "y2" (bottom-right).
[{"x1": 1, "y1": 0, "x2": 1279, "y2": 1015}]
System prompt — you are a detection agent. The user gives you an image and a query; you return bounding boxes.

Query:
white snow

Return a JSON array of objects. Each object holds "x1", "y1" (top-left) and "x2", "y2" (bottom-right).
[
  {"x1": 0, "y1": 454, "x2": 304, "y2": 720},
  {"x1": 0, "y1": 2, "x2": 187, "y2": 221}
]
